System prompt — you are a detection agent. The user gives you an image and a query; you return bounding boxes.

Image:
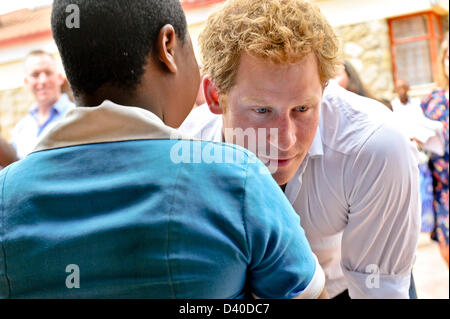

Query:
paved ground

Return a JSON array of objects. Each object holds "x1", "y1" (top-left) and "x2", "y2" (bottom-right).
[{"x1": 413, "y1": 233, "x2": 449, "y2": 299}]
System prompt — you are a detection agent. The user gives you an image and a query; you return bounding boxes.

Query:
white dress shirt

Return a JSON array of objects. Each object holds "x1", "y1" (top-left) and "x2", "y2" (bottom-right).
[{"x1": 178, "y1": 80, "x2": 421, "y2": 299}]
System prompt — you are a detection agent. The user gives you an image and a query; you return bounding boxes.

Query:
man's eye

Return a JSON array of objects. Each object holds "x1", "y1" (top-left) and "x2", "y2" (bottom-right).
[
  {"x1": 255, "y1": 108, "x2": 269, "y2": 114},
  {"x1": 296, "y1": 106, "x2": 308, "y2": 112}
]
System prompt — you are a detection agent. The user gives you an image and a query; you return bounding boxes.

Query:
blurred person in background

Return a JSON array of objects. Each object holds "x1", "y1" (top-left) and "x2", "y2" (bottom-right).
[
  {"x1": 335, "y1": 60, "x2": 376, "y2": 99},
  {"x1": 420, "y1": 35, "x2": 449, "y2": 267},
  {"x1": 10, "y1": 50, "x2": 74, "y2": 159},
  {"x1": 335, "y1": 60, "x2": 393, "y2": 111},
  {"x1": 391, "y1": 79, "x2": 423, "y2": 117},
  {"x1": 390, "y1": 79, "x2": 437, "y2": 239}
]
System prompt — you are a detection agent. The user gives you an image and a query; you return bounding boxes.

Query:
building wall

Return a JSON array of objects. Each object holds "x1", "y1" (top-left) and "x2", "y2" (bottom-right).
[
  {"x1": 334, "y1": 13, "x2": 448, "y2": 102},
  {"x1": 335, "y1": 19, "x2": 395, "y2": 101}
]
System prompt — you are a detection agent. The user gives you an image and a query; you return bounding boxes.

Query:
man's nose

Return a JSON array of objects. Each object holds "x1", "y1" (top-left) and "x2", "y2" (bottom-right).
[
  {"x1": 37, "y1": 72, "x2": 48, "y2": 83},
  {"x1": 269, "y1": 115, "x2": 297, "y2": 152}
]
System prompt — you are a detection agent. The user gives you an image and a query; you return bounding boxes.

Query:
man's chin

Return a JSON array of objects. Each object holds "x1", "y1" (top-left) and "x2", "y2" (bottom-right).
[
  {"x1": 266, "y1": 157, "x2": 303, "y2": 186},
  {"x1": 272, "y1": 170, "x2": 296, "y2": 187}
]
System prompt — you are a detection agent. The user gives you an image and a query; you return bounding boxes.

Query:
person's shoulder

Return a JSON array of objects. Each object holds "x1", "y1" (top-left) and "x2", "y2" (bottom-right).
[
  {"x1": 320, "y1": 80, "x2": 393, "y2": 155},
  {"x1": 360, "y1": 119, "x2": 411, "y2": 158},
  {"x1": 166, "y1": 138, "x2": 263, "y2": 175}
]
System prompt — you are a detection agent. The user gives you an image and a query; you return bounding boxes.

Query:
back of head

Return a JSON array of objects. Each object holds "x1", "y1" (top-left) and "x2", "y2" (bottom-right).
[
  {"x1": 51, "y1": 0, "x2": 187, "y2": 97},
  {"x1": 199, "y1": 0, "x2": 341, "y2": 95}
]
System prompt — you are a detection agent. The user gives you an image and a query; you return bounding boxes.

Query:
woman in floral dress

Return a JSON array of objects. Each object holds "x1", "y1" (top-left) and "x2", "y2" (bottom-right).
[{"x1": 421, "y1": 36, "x2": 449, "y2": 267}]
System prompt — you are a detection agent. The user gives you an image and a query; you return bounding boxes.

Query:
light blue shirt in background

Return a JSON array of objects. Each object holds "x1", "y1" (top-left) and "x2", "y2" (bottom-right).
[{"x1": 10, "y1": 94, "x2": 74, "y2": 159}]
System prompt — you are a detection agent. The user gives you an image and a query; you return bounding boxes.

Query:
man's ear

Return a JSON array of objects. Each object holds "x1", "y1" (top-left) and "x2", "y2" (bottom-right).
[
  {"x1": 156, "y1": 24, "x2": 178, "y2": 73},
  {"x1": 203, "y1": 75, "x2": 223, "y2": 115},
  {"x1": 57, "y1": 73, "x2": 65, "y2": 87}
]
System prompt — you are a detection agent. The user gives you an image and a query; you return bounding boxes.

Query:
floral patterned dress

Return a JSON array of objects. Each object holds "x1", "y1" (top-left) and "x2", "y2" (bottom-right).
[{"x1": 421, "y1": 89, "x2": 449, "y2": 246}]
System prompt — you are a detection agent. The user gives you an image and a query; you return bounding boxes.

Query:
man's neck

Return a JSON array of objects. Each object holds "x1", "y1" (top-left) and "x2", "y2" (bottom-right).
[
  {"x1": 37, "y1": 103, "x2": 53, "y2": 115},
  {"x1": 36, "y1": 96, "x2": 59, "y2": 124}
]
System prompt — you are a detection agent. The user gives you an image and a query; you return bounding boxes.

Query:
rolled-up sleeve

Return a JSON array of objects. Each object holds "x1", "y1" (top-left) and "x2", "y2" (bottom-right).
[{"x1": 342, "y1": 123, "x2": 421, "y2": 299}]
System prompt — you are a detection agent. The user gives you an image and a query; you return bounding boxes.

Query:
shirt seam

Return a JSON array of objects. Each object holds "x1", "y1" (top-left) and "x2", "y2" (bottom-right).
[
  {"x1": 0, "y1": 166, "x2": 12, "y2": 298},
  {"x1": 165, "y1": 158, "x2": 183, "y2": 299},
  {"x1": 241, "y1": 155, "x2": 251, "y2": 266}
]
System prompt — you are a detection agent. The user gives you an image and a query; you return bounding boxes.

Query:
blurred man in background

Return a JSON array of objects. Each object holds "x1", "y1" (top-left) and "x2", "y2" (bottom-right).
[
  {"x1": 10, "y1": 50, "x2": 74, "y2": 159},
  {"x1": 391, "y1": 79, "x2": 423, "y2": 117}
]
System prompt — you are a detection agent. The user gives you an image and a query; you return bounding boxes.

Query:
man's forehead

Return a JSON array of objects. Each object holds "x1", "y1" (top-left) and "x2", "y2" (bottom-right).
[
  {"x1": 227, "y1": 52, "x2": 321, "y2": 102},
  {"x1": 25, "y1": 55, "x2": 57, "y2": 72}
]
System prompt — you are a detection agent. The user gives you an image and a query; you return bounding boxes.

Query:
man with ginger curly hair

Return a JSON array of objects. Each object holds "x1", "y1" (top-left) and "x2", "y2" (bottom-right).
[{"x1": 180, "y1": 0, "x2": 421, "y2": 299}]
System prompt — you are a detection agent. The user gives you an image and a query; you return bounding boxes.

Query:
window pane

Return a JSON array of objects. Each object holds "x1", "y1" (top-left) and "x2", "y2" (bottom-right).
[
  {"x1": 392, "y1": 15, "x2": 428, "y2": 40},
  {"x1": 394, "y1": 40, "x2": 433, "y2": 85}
]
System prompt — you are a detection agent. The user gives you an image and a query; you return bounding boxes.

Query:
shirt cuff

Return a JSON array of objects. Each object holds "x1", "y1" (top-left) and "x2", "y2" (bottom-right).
[{"x1": 342, "y1": 266, "x2": 411, "y2": 299}]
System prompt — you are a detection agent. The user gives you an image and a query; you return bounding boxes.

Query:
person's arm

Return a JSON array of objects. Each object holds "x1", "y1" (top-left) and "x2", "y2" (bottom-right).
[
  {"x1": 341, "y1": 123, "x2": 420, "y2": 299},
  {"x1": 0, "y1": 137, "x2": 18, "y2": 167},
  {"x1": 243, "y1": 156, "x2": 326, "y2": 299}
]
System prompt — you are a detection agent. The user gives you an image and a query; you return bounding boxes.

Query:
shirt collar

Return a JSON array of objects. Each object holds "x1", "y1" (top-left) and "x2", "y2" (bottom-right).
[
  {"x1": 308, "y1": 125, "x2": 323, "y2": 158},
  {"x1": 32, "y1": 100, "x2": 185, "y2": 154},
  {"x1": 284, "y1": 108, "x2": 324, "y2": 204},
  {"x1": 29, "y1": 93, "x2": 72, "y2": 116}
]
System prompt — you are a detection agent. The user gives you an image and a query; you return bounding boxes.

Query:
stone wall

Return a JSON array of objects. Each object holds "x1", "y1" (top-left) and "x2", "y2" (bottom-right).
[
  {"x1": 334, "y1": 19, "x2": 395, "y2": 101},
  {"x1": 0, "y1": 87, "x2": 34, "y2": 141}
]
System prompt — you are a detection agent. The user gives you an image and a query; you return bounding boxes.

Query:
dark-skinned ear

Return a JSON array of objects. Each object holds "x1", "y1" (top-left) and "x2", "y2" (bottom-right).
[
  {"x1": 156, "y1": 24, "x2": 178, "y2": 73},
  {"x1": 203, "y1": 75, "x2": 223, "y2": 115}
]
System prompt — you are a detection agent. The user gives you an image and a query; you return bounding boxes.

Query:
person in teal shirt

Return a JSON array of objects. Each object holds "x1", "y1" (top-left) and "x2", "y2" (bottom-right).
[{"x1": 0, "y1": 0, "x2": 325, "y2": 299}]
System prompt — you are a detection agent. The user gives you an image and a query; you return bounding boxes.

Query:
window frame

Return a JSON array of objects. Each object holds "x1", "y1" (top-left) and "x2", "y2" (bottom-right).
[{"x1": 388, "y1": 11, "x2": 443, "y2": 86}]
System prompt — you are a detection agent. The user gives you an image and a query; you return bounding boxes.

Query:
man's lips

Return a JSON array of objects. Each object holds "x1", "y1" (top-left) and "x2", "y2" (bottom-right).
[
  {"x1": 258, "y1": 156, "x2": 296, "y2": 167},
  {"x1": 35, "y1": 89, "x2": 50, "y2": 95}
]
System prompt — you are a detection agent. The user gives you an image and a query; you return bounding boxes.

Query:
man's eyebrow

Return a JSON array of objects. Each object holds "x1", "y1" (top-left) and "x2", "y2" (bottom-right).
[
  {"x1": 241, "y1": 96, "x2": 271, "y2": 105},
  {"x1": 241, "y1": 96, "x2": 319, "y2": 106}
]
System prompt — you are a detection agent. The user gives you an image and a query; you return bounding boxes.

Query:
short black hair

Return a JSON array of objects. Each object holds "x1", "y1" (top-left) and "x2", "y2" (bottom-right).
[{"x1": 51, "y1": 0, "x2": 187, "y2": 96}]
